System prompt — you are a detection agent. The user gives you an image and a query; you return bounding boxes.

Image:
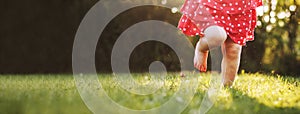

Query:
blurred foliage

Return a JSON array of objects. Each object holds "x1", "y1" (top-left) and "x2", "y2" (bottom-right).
[{"x1": 241, "y1": 0, "x2": 300, "y2": 75}]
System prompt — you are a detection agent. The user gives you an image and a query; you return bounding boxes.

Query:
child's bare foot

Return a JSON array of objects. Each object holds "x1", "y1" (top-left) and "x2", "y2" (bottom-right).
[{"x1": 194, "y1": 50, "x2": 208, "y2": 72}]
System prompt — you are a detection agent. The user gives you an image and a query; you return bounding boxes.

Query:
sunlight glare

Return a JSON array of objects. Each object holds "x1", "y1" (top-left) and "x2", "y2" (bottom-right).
[
  {"x1": 171, "y1": 7, "x2": 178, "y2": 13},
  {"x1": 278, "y1": 20, "x2": 284, "y2": 27},
  {"x1": 289, "y1": 5, "x2": 296, "y2": 12},
  {"x1": 257, "y1": 21, "x2": 262, "y2": 27},
  {"x1": 277, "y1": 11, "x2": 285, "y2": 19},
  {"x1": 256, "y1": 6, "x2": 264, "y2": 16},
  {"x1": 270, "y1": 17, "x2": 276, "y2": 24},
  {"x1": 263, "y1": 15, "x2": 270, "y2": 23},
  {"x1": 270, "y1": 11, "x2": 276, "y2": 17},
  {"x1": 266, "y1": 25, "x2": 273, "y2": 32},
  {"x1": 264, "y1": 5, "x2": 269, "y2": 13}
]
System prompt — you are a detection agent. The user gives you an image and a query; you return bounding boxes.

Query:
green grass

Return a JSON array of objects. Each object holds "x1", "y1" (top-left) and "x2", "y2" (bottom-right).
[{"x1": 0, "y1": 73, "x2": 299, "y2": 114}]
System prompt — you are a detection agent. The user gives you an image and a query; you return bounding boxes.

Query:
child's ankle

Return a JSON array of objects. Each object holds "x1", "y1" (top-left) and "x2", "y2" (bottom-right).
[{"x1": 223, "y1": 79, "x2": 234, "y2": 87}]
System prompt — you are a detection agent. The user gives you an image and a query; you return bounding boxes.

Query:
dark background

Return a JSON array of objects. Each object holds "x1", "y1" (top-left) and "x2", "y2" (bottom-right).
[
  {"x1": 1, "y1": 0, "x2": 98, "y2": 73},
  {"x1": 1, "y1": 0, "x2": 299, "y2": 76}
]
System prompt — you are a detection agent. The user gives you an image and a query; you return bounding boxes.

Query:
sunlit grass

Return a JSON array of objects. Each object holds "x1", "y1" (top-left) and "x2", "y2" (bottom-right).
[
  {"x1": 234, "y1": 73, "x2": 300, "y2": 108},
  {"x1": 0, "y1": 73, "x2": 299, "y2": 114}
]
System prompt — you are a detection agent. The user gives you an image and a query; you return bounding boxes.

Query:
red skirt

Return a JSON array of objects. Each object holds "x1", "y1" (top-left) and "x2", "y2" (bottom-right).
[{"x1": 178, "y1": 0, "x2": 263, "y2": 45}]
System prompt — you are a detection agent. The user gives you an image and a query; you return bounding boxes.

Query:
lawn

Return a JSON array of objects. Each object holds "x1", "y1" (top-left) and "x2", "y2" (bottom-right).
[{"x1": 0, "y1": 73, "x2": 299, "y2": 114}]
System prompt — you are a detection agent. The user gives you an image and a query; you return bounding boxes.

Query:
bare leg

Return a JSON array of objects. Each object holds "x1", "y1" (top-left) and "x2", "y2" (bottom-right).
[
  {"x1": 194, "y1": 26, "x2": 227, "y2": 71},
  {"x1": 221, "y1": 38, "x2": 242, "y2": 86},
  {"x1": 194, "y1": 41, "x2": 209, "y2": 71}
]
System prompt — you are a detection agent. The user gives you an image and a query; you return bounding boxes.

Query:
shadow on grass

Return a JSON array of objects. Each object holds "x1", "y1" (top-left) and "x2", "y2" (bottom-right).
[{"x1": 205, "y1": 88, "x2": 300, "y2": 114}]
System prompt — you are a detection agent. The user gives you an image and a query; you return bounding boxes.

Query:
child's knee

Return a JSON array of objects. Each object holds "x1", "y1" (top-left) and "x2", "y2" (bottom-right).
[{"x1": 204, "y1": 26, "x2": 227, "y2": 46}]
